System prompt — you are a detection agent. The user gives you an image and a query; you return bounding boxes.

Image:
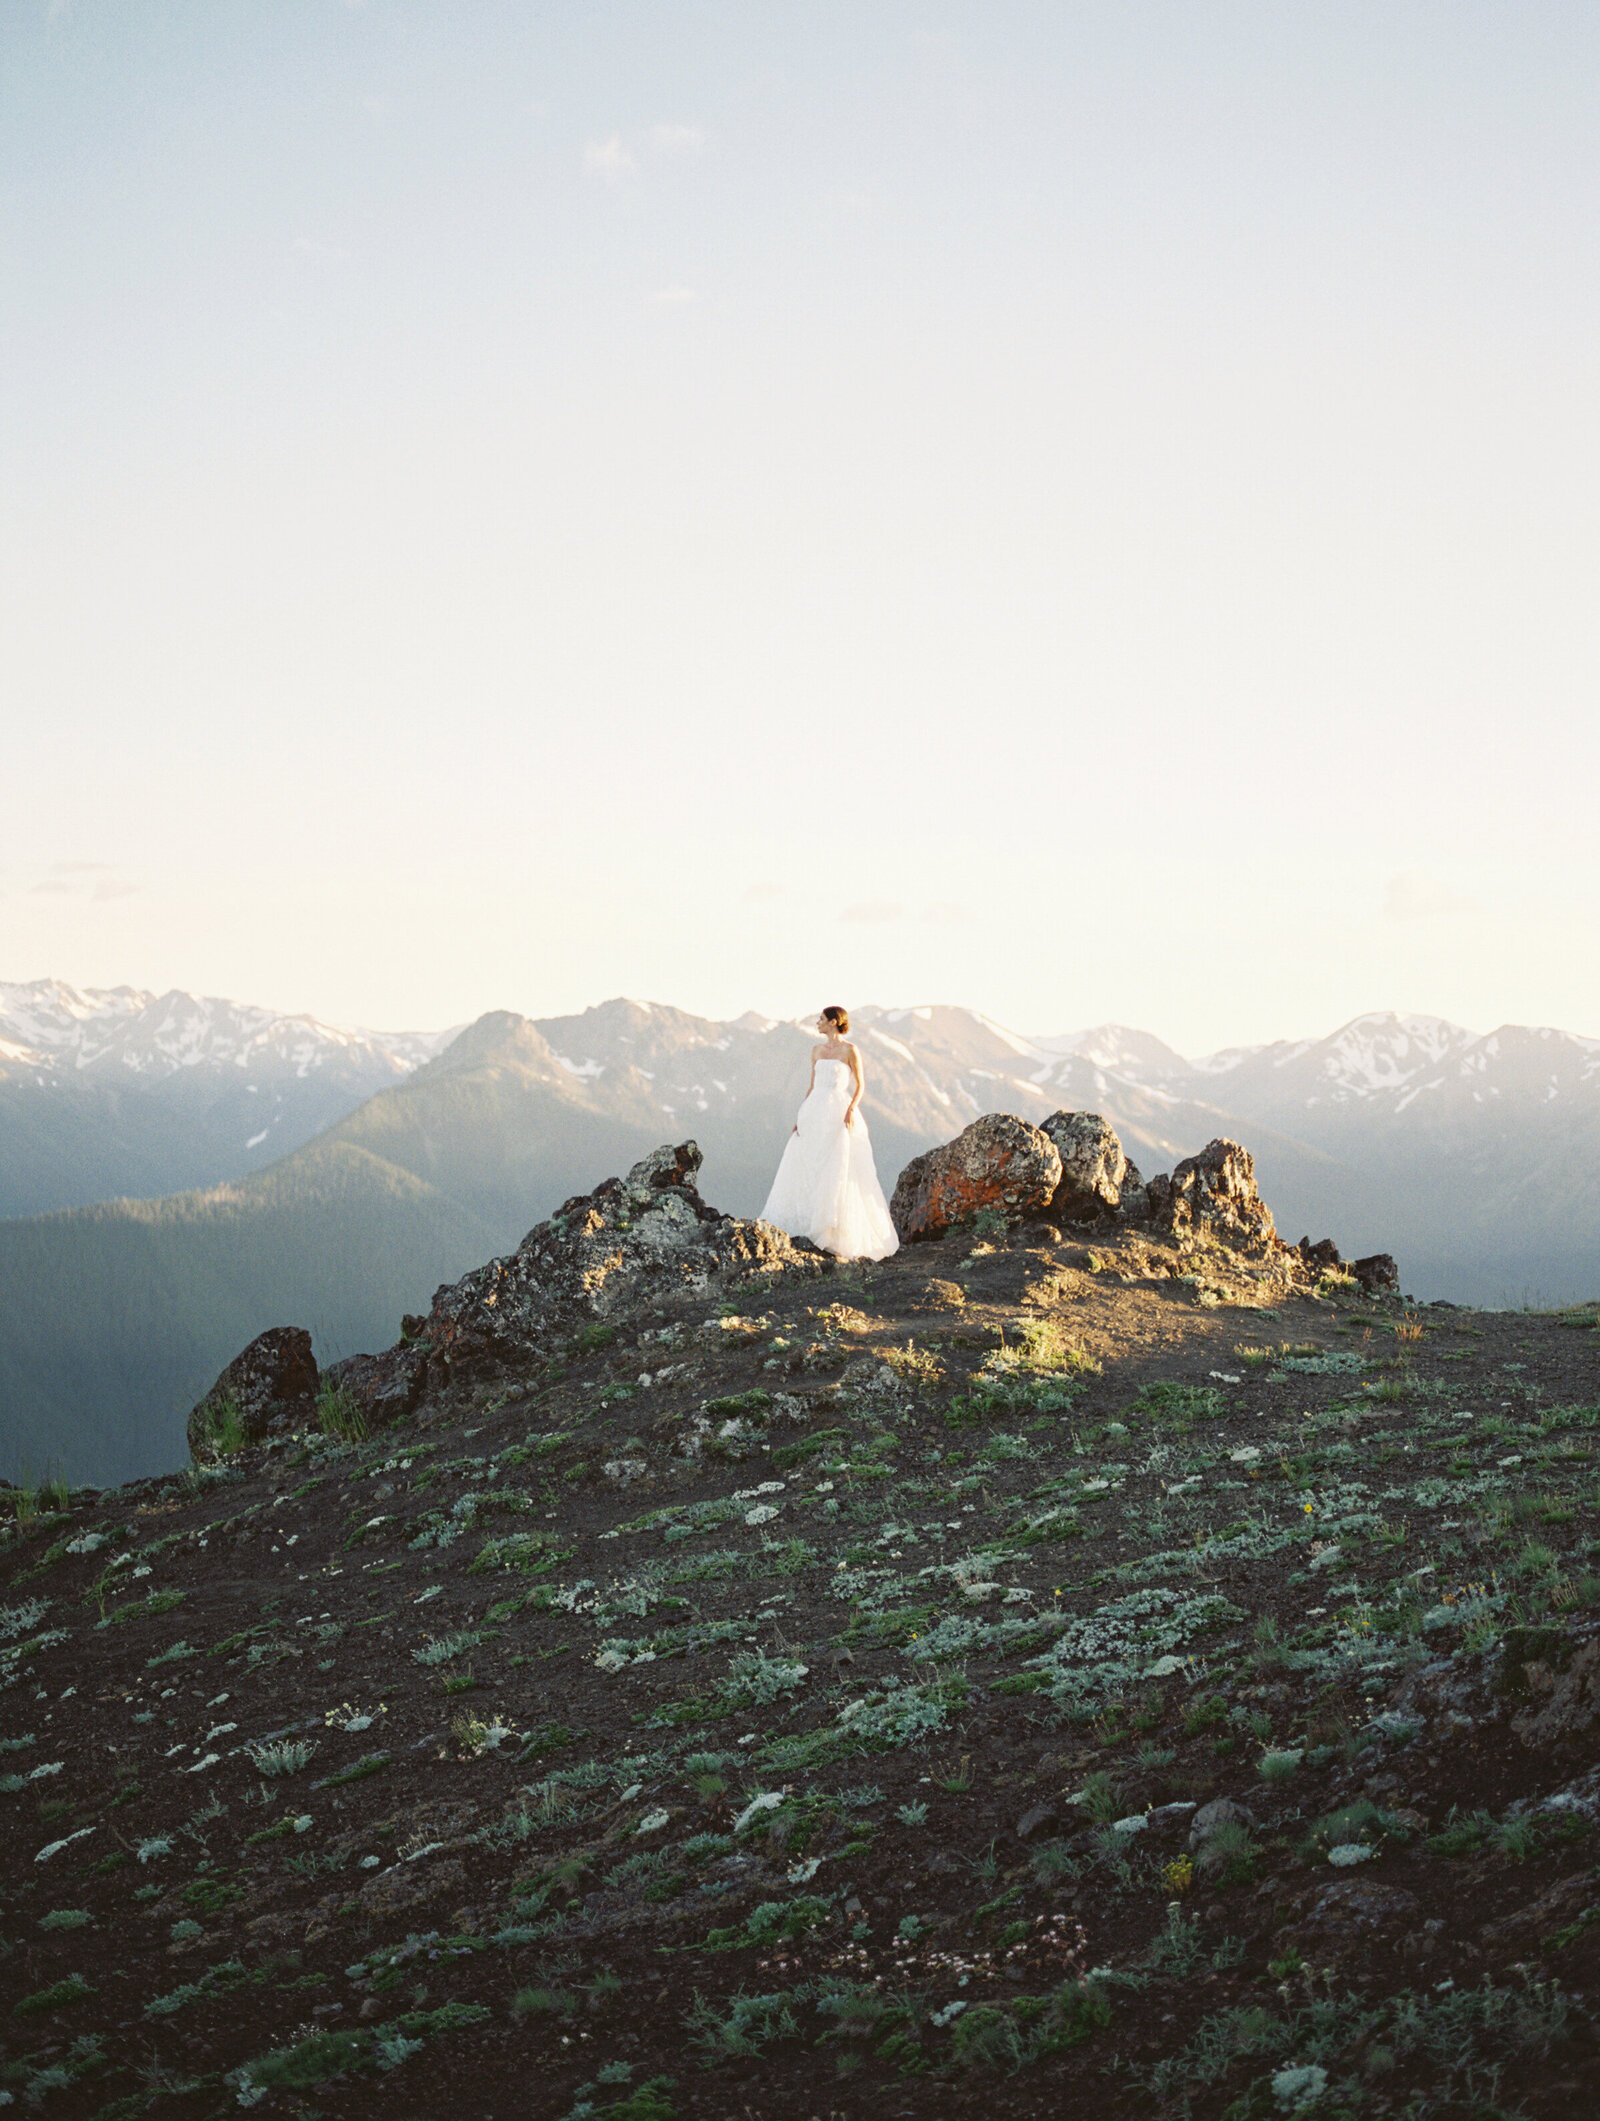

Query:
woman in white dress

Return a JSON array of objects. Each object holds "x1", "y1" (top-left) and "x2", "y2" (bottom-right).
[{"x1": 760, "y1": 1006, "x2": 900, "y2": 1261}]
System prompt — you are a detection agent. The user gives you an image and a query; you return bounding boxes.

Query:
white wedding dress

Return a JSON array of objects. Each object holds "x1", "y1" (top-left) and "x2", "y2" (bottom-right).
[{"x1": 760, "y1": 1058, "x2": 900, "y2": 1260}]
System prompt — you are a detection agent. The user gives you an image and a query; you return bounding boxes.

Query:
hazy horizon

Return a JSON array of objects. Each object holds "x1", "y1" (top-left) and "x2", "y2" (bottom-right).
[
  {"x1": 8, "y1": 3, "x2": 1599, "y2": 1053},
  {"x1": 11, "y1": 969, "x2": 1596, "y2": 1065}
]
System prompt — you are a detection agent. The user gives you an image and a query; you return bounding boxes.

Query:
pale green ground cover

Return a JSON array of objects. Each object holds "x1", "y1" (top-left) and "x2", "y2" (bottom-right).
[{"x1": 2, "y1": 1256, "x2": 1597, "y2": 2115}]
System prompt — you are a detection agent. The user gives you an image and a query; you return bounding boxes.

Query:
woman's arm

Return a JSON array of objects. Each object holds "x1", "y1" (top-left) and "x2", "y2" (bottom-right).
[{"x1": 844, "y1": 1043, "x2": 864, "y2": 1129}]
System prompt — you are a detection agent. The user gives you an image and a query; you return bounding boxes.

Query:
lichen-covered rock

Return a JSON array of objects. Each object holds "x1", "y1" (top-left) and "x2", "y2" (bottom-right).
[
  {"x1": 324, "y1": 1346, "x2": 430, "y2": 1432},
  {"x1": 1152, "y1": 1138, "x2": 1277, "y2": 1250},
  {"x1": 418, "y1": 1141, "x2": 815, "y2": 1382},
  {"x1": 890, "y1": 1115, "x2": 1063, "y2": 1243},
  {"x1": 1117, "y1": 1158, "x2": 1149, "y2": 1224},
  {"x1": 188, "y1": 1326, "x2": 319, "y2": 1458},
  {"x1": 1040, "y1": 1111, "x2": 1127, "y2": 1222}
]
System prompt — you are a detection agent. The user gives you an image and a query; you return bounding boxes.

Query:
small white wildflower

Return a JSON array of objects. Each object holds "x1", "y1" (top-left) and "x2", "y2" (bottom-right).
[
  {"x1": 744, "y1": 1504, "x2": 779, "y2": 1526},
  {"x1": 1111, "y1": 1815, "x2": 1148, "y2": 1835},
  {"x1": 635, "y1": 1807, "x2": 671, "y2": 1835},
  {"x1": 1327, "y1": 1842, "x2": 1375, "y2": 1867},
  {"x1": 65, "y1": 1531, "x2": 106, "y2": 1554}
]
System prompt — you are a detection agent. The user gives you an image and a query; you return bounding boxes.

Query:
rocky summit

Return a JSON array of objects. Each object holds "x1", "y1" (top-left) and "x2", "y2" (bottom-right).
[{"x1": 3, "y1": 1115, "x2": 1599, "y2": 2120}]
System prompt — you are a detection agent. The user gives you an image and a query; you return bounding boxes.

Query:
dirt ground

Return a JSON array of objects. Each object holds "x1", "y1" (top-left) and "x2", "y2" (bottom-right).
[{"x1": 4, "y1": 1206, "x2": 1599, "y2": 2119}]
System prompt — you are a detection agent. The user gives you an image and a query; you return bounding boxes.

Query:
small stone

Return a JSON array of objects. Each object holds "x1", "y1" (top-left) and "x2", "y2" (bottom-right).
[
  {"x1": 1015, "y1": 1804, "x2": 1059, "y2": 1843},
  {"x1": 1144, "y1": 1803, "x2": 1197, "y2": 1837},
  {"x1": 1189, "y1": 1798, "x2": 1256, "y2": 1851}
]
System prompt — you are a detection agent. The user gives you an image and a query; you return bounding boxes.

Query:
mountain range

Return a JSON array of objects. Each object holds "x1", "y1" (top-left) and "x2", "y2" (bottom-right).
[
  {"x1": 0, "y1": 978, "x2": 455, "y2": 1219},
  {"x1": 2, "y1": 979, "x2": 1597, "y2": 1487}
]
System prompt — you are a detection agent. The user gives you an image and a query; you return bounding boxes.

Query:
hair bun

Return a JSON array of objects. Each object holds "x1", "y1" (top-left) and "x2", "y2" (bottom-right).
[{"x1": 822, "y1": 1004, "x2": 850, "y2": 1034}]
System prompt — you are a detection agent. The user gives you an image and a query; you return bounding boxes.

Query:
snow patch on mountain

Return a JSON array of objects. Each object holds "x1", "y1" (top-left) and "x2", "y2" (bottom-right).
[{"x1": 0, "y1": 980, "x2": 453, "y2": 1086}]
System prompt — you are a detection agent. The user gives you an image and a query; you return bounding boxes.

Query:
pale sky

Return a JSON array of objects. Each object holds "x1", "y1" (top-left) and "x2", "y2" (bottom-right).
[{"x1": 5, "y1": 1, "x2": 1598, "y2": 1053}]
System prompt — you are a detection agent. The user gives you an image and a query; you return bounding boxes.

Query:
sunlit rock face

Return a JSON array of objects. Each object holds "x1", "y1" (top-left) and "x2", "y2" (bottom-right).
[{"x1": 889, "y1": 1114, "x2": 1063, "y2": 1243}]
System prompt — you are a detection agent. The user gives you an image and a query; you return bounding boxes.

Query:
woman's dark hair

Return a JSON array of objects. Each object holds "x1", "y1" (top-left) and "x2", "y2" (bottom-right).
[{"x1": 822, "y1": 1004, "x2": 850, "y2": 1034}]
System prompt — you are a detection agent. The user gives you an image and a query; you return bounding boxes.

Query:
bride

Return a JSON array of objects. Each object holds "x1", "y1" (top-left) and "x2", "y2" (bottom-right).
[{"x1": 760, "y1": 1006, "x2": 900, "y2": 1260}]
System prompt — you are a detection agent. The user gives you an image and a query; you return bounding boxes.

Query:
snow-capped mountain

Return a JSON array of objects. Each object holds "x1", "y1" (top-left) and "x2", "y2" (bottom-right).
[
  {"x1": 1034, "y1": 1009, "x2": 1600, "y2": 1134},
  {"x1": 0, "y1": 979, "x2": 451, "y2": 1083},
  {"x1": 0, "y1": 980, "x2": 458, "y2": 1218}
]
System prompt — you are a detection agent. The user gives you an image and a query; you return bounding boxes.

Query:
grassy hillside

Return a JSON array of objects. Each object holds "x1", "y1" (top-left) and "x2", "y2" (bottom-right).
[{"x1": 2, "y1": 1216, "x2": 1597, "y2": 2115}]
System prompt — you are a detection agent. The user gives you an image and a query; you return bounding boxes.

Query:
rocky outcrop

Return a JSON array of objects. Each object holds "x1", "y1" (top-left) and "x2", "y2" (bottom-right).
[
  {"x1": 417, "y1": 1141, "x2": 815, "y2": 1382},
  {"x1": 188, "y1": 1326, "x2": 319, "y2": 1458},
  {"x1": 1040, "y1": 1112, "x2": 1127, "y2": 1222},
  {"x1": 1298, "y1": 1235, "x2": 1400, "y2": 1294},
  {"x1": 890, "y1": 1115, "x2": 1063, "y2": 1243},
  {"x1": 1148, "y1": 1138, "x2": 1277, "y2": 1251},
  {"x1": 324, "y1": 1345, "x2": 430, "y2": 1431}
]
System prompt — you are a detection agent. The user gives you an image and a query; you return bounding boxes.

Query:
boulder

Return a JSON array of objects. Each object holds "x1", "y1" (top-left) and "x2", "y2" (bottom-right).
[
  {"x1": 890, "y1": 1115, "x2": 1063, "y2": 1243},
  {"x1": 1152, "y1": 1139, "x2": 1277, "y2": 1250},
  {"x1": 1299, "y1": 1236, "x2": 1344, "y2": 1273},
  {"x1": 1117, "y1": 1158, "x2": 1149, "y2": 1224},
  {"x1": 417, "y1": 1141, "x2": 815, "y2": 1382},
  {"x1": 1353, "y1": 1253, "x2": 1400, "y2": 1295},
  {"x1": 1040, "y1": 1112, "x2": 1127, "y2": 1222},
  {"x1": 324, "y1": 1346, "x2": 430, "y2": 1433},
  {"x1": 188, "y1": 1326, "x2": 319, "y2": 1458}
]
